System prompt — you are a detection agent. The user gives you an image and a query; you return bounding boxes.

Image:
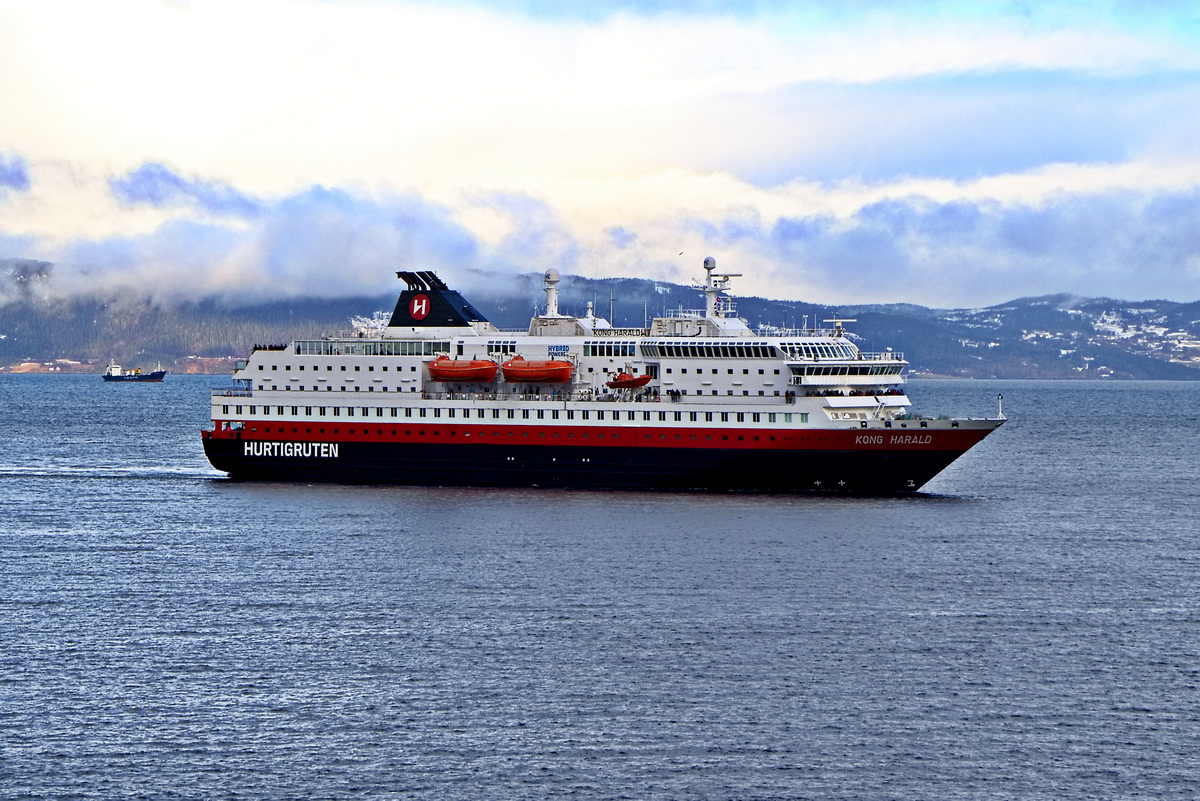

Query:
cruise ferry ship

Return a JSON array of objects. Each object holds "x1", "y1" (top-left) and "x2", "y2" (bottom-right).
[{"x1": 201, "y1": 258, "x2": 1004, "y2": 492}]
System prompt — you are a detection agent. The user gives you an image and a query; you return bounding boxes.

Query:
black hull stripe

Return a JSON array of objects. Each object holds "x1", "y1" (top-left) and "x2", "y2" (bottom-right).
[{"x1": 202, "y1": 438, "x2": 979, "y2": 492}]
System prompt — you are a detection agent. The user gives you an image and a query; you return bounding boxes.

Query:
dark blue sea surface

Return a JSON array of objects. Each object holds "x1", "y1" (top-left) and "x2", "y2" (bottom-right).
[{"x1": 2, "y1": 374, "x2": 1198, "y2": 800}]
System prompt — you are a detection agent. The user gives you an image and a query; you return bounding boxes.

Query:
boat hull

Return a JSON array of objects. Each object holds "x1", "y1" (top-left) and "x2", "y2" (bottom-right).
[
  {"x1": 501, "y1": 358, "x2": 574, "y2": 383},
  {"x1": 201, "y1": 422, "x2": 999, "y2": 493},
  {"x1": 427, "y1": 357, "x2": 498, "y2": 383},
  {"x1": 606, "y1": 373, "x2": 652, "y2": 389}
]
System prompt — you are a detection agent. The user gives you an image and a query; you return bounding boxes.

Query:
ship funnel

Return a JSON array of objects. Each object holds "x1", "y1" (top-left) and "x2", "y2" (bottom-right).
[{"x1": 386, "y1": 270, "x2": 491, "y2": 328}]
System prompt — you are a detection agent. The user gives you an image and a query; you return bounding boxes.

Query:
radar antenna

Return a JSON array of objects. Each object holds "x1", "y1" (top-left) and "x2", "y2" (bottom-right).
[{"x1": 694, "y1": 256, "x2": 741, "y2": 318}]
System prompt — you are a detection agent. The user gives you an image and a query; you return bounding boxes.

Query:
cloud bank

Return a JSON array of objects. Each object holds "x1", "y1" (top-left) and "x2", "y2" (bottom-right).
[
  {"x1": 4, "y1": 160, "x2": 1195, "y2": 308},
  {"x1": 109, "y1": 163, "x2": 265, "y2": 219}
]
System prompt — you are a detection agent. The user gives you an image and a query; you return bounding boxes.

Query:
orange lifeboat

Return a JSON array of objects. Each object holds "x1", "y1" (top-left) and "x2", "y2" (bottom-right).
[
  {"x1": 427, "y1": 355, "x2": 498, "y2": 383},
  {"x1": 501, "y1": 355, "x2": 574, "y2": 383},
  {"x1": 605, "y1": 372, "x2": 651, "y2": 389}
]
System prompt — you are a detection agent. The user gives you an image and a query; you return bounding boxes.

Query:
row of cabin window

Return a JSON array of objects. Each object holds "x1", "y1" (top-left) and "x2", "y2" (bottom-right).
[
  {"x1": 222, "y1": 404, "x2": 807, "y2": 424},
  {"x1": 582, "y1": 343, "x2": 637, "y2": 356},
  {"x1": 261, "y1": 364, "x2": 788, "y2": 379},
  {"x1": 261, "y1": 364, "x2": 419, "y2": 372},
  {"x1": 262, "y1": 363, "x2": 643, "y2": 376},
  {"x1": 289, "y1": 339, "x2": 841, "y2": 361},
  {"x1": 257, "y1": 386, "x2": 785, "y2": 396},
  {"x1": 258, "y1": 385, "x2": 419, "y2": 392},
  {"x1": 250, "y1": 427, "x2": 805, "y2": 443},
  {"x1": 777, "y1": 343, "x2": 858, "y2": 360},
  {"x1": 641, "y1": 344, "x2": 776, "y2": 359},
  {"x1": 790, "y1": 364, "x2": 903, "y2": 376},
  {"x1": 666, "y1": 367, "x2": 780, "y2": 375},
  {"x1": 681, "y1": 390, "x2": 784, "y2": 396},
  {"x1": 294, "y1": 340, "x2": 449, "y2": 356}
]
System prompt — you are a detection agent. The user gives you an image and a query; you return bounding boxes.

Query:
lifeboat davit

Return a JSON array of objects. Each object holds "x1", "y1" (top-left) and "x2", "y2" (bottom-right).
[
  {"x1": 606, "y1": 372, "x2": 652, "y2": 389},
  {"x1": 427, "y1": 355, "x2": 498, "y2": 383},
  {"x1": 501, "y1": 355, "x2": 574, "y2": 383}
]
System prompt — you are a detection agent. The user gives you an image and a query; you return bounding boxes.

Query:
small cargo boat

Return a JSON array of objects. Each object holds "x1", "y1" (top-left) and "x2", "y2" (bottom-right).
[{"x1": 102, "y1": 361, "x2": 167, "y2": 382}]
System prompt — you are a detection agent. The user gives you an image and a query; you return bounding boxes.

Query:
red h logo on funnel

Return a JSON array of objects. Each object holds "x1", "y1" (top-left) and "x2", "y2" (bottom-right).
[{"x1": 409, "y1": 294, "x2": 430, "y2": 320}]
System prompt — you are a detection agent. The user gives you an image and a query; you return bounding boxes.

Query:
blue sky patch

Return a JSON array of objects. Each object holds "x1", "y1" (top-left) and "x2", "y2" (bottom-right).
[
  {"x1": 0, "y1": 153, "x2": 31, "y2": 192},
  {"x1": 110, "y1": 162, "x2": 264, "y2": 218}
]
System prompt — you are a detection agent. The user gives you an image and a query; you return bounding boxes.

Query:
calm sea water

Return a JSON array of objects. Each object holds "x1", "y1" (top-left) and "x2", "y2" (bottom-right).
[{"x1": 2, "y1": 375, "x2": 1198, "y2": 800}]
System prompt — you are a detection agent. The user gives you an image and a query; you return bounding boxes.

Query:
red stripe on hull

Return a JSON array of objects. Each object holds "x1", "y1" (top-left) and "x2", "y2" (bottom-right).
[{"x1": 204, "y1": 421, "x2": 994, "y2": 452}]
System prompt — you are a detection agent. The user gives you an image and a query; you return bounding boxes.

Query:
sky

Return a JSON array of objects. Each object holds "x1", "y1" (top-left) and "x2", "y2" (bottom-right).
[{"x1": 3, "y1": 0, "x2": 1200, "y2": 308}]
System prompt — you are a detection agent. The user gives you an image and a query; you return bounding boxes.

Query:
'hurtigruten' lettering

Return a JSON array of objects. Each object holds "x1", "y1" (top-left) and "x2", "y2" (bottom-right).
[{"x1": 244, "y1": 441, "x2": 339, "y2": 458}]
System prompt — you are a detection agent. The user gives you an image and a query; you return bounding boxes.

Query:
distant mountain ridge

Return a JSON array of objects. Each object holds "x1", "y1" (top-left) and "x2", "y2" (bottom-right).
[{"x1": 2, "y1": 267, "x2": 1198, "y2": 378}]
